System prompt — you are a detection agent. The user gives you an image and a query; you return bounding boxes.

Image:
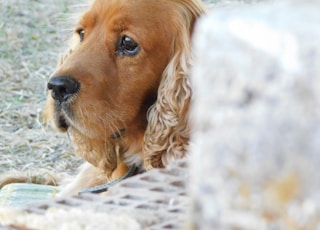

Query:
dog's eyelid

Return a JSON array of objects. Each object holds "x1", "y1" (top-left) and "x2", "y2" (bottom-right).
[
  {"x1": 75, "y1": 25, "x2": 84, "y2": 33},
  {"x1": 75, "y1": 28, "x2": 85, "y2": 42}
]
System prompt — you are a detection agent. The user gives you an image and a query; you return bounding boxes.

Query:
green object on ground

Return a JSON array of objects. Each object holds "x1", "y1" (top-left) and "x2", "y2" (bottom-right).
[{"x1": 0, "y1": 183, "x2": 60, "y2": 207}]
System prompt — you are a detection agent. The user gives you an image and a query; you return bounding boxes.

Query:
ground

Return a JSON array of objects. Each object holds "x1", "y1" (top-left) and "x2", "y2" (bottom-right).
[{"x1": 0, "y1": 0, "x2": 84, "y2": 175}]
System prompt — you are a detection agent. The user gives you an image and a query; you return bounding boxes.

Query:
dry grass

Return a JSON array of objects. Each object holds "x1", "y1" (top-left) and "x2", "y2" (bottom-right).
[{"x1": 0, "y1": 0, "x2": 85, "y2": 175}]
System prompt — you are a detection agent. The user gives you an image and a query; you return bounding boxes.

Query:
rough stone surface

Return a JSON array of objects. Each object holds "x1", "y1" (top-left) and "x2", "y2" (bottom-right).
[{"x1": 190, "y1": 1, "x2": 320, "y2": 229}]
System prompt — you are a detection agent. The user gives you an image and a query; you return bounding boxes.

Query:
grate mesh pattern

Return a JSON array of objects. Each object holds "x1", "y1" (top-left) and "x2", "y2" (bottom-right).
[{"x1": 24, "y1": 160, "x2": 189, "y2": 229}]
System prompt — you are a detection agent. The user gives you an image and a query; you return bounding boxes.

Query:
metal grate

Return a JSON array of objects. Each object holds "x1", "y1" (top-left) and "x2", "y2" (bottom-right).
[{"x1": 24, "y1": 159, "x2": 190, "y2": 229}]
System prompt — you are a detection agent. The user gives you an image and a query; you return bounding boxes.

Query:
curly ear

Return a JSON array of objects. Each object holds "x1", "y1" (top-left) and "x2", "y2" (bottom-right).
[{"x1": 143, "y1": 0, "x2": 205, "y2": 170}]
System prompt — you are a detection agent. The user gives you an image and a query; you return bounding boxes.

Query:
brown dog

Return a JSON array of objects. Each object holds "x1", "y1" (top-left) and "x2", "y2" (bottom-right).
[{"x1": 2, "y1": 0, "x2": 205, "y2": 196}]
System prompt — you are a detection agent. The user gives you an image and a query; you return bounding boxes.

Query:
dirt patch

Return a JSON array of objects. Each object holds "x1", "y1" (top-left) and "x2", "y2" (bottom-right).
[{"x1": 0, "y1": 0, "x2": 86, "y2": 175}]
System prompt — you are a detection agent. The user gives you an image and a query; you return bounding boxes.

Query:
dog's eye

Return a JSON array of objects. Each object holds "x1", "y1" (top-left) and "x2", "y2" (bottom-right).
[
  {"x1": 77, "y1": 29, "x2": 85, "y2": 42},
  {"x1": 117, "y1": 36, "x2": 140, "y2": 56}
]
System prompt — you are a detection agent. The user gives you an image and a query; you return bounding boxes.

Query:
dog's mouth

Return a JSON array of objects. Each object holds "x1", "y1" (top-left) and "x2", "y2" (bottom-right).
[
  {"x1": 53, "y1": 101, "x2": 126, "y2": 140},
  {"x1": 57, "y1": 113, "x2": 69, "y2": 130},
  {"x1": 53, "y1": 102, "x2": 72, "y2": 132}
]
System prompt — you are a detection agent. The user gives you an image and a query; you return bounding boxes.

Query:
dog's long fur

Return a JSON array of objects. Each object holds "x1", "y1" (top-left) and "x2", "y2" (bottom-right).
[{"x1": 1, "y1": 0, "x2": 205, "y2": 196}]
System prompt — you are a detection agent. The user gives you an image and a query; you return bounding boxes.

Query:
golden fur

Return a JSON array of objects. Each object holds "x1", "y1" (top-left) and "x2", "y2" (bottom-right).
[{"x1": 1, "y1": 0, "x2": 205, "y2": 196}]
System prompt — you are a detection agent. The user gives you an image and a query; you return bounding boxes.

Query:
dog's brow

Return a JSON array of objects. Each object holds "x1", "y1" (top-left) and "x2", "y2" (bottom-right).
[{"x1": 80, "y1": 11, "x2": 96, "y2": 28}]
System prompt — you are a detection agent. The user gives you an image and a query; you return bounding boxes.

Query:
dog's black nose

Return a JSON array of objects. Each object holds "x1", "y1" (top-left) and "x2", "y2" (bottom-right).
[{"x1": 47, "y1": 76, "x2": 80, "y2": 103}]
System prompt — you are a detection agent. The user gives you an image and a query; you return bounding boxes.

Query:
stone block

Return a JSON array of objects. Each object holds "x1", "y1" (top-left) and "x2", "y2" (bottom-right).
[{"x1": 190, "y1": 1, "x2": 320, "y2": 229}]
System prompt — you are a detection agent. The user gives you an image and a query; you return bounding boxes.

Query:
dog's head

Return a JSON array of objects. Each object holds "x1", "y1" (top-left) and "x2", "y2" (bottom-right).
[{"x1": 44, "y1": 0, "x2": 205, "y2": 175}]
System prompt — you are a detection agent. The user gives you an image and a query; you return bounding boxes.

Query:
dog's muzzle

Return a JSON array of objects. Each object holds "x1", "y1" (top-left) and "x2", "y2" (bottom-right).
[{"x1": 47, "y1": 76, "x2": 80, "y2": 130}]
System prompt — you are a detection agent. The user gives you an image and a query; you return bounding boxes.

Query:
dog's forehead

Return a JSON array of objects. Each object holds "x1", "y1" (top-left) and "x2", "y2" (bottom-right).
[
  {"x1": 87, "y1": 0, "x2": 175, "y2": 28},
  {"x1": 79, "y1": 0, "x2": 177, "y2": 45},
  {"x1": 91, "y1": 0, "x2": 171, "y2": 11}
]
